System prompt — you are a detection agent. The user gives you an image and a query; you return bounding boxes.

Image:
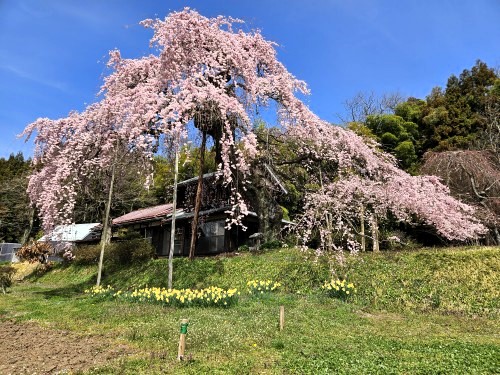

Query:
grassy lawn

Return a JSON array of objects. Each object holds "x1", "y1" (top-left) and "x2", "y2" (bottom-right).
[{"x1": 1, "y1": 247, "x2": 499, "y2": 374}]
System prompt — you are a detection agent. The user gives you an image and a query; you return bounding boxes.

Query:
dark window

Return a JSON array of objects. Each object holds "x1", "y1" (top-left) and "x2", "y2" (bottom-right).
[
  {"x1": 173, "y1": 227, "x2": 184, "y2": 255},
  {"x1": 198, "y1": 220, "x2": 225, "y2": 253},
  {"x1": 161, "y1": 226, "x2": 185, "y2": 256}
]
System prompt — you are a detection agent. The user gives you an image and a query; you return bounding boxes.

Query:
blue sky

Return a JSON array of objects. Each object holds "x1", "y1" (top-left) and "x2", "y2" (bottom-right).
[{"x1": 0, "y1": 0, "x2": 499, "y2": 158}]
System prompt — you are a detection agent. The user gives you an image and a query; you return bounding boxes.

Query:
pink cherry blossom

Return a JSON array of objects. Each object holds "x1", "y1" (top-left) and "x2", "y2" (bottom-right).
[{"x1": 21, "y1": 8, "x2": 485, "y2": 250}]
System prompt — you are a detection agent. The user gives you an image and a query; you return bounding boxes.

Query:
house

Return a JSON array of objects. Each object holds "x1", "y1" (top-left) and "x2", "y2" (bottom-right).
[
  {"x1": 36, "y1": 223, "x2": 102, "y2": 261},
  {"x1": 38, "y1": 223, "x2": 102, "y2": 251},
  {"x1": 112, "y1": 173, "x2": 260, "y2": 256}
]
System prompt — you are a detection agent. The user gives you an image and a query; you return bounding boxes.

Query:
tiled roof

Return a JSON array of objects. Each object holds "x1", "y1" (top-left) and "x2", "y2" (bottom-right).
[{"x1": 113, "y1": 204, "x2": 174, "y2": 226}]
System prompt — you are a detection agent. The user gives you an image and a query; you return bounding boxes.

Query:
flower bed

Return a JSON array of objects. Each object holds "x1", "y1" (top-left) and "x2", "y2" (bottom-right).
[
  {"x1": 247, "y1": 279, "x2": 281, "y2": 294},
  {"x1": 85, "y1": 285, "x2": 239, "y2": 307},
  {"x1": 321, "y1": 279, "x2": 356, "y2": 300}
]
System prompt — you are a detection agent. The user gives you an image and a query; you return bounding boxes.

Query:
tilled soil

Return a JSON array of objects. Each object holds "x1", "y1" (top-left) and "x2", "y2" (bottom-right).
[{"x1": 0, "y1": 320, "x2": 134, "y2": 374}]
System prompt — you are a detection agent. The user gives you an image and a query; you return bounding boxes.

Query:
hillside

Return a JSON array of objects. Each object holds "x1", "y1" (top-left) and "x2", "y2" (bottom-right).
[
  {"x1": 2, "y1": 246, "x2": 499, "y2": 374},
  {"x1": 29, "y1": 246, "x2": 499, "y2": 316}
]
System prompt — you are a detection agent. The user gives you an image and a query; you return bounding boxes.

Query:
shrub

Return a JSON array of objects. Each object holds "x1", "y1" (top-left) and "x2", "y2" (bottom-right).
[
  {"x1": 73, "y1": 239, "x2": 155, "y2": 267},
  {"x1": 114, "y1": 228, "x2": 143, "y2": 240},
  {"x1": 0, "y1": 265, "x2": 15, "y2": 294},
  {"x1": 17, "y1": 241, "x2": 53, "y2": 263},
  {"x1": 130, "y1": 240, "x2": 156, "y2": 263},
  {"x1": 73, "y1": 244, "x2": 101, "y2": 265},
  {"x1": 238, "y1": 245, "x2": 250, "y2": 252},
  {"x1": 62, "y1": 249, "x2": 76, "y2": 263},
  {"x1": 106, "y1": 238, "x2": 155, "y2": 266}
]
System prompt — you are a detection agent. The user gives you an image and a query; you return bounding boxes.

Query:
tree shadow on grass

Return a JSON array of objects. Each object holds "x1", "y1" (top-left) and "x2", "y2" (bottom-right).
[{"x1": 32, "y1": 280, "x2": 93, "y2": 299}]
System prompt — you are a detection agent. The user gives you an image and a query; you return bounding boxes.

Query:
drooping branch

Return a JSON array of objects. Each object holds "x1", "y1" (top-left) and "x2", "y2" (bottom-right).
[{"x1": 21, "y1": 8, "x2": 486, "y2": 258}]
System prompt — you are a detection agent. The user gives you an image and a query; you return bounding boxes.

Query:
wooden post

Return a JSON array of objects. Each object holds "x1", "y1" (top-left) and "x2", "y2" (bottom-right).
[
  {"x1": 279, "y1": 305, "x2": 285, "y2": 331},
  {"x1": 177, "y1": 319, "x2": 189, "y2": 360}
]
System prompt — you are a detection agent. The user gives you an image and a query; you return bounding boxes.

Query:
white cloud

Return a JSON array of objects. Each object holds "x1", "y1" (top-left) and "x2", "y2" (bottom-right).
[{"x1": 0, "y1": 64, "x2": 69, "y2": 92}]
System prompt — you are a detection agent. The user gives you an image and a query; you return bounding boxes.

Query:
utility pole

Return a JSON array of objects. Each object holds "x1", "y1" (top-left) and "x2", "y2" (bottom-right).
[{"x1": 168, "y1": 139, "x2": 179, "y2": 289}]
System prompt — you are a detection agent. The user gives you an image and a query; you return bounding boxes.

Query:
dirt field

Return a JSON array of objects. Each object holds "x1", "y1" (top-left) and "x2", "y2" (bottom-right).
[{"x1": 0, "y1": 320, "x2": 134, "y2": 374}]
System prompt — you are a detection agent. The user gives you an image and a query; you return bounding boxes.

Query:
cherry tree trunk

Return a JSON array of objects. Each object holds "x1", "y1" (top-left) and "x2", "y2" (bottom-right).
[
  {"x1": 247, "y1": 164, "x2": 283, "y2": 242},
  {"x1": 360, "y1": 204, "x2": 366, "y2": 252},
  {"x1": 325, "y1": 212, "x2": 334, "y2": 252},
  {"x1": 189, "y1": 131, "x2": 207, "y2": 260},
  {"x1": 371, "y1": 213, "x2": 380, "y2": 252},
  {"x1": 494, "y1": 227, "x2": 500, "y2": 245},
  {"x1": 20, "y1": 208, "x2": 35, "y2": 245}
]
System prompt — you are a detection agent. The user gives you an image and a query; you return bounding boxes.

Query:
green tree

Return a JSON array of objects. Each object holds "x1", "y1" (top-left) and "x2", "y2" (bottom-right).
[
  {"x1": 422, "y1": 60, "x2": 498, "y2": 151},
  {"x1": 151, "y1": 145, "x2": 217, "y2": 204},
  {"x1": 363, "y1": 114, "x2": 420, "y2": 172},
  {"x1": 0, "y1": 153, "x2": 36, "y2": 243}
]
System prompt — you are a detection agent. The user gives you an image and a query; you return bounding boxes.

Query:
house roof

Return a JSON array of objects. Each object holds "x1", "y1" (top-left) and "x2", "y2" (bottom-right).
[
  {"x1": 176, "y1": 172, "x2": 219, "y2": 187},
  {"x1": 112, "y1": 205, "x2": 228, "y2": 227},
  {"x1": 39, "y1": 223, "x2": 101, "y2": 242},
  {"x1": 165, "y1": 206, "x2": 228, "y2": 221},
  {"x1": 113, "y1": 203, "x2": 294, "y2": 227},
  {"x1": 113, "y1": 204, "x2": 174, "y2": 226}
]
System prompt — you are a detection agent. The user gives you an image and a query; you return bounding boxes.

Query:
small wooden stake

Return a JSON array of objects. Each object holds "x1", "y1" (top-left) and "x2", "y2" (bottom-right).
[
  {"x1": 279, "y1": 305, "x2": 285, "y2": 331},
  {"x1": 177, "y1": 318, "x2": 189, "y2": 361}
]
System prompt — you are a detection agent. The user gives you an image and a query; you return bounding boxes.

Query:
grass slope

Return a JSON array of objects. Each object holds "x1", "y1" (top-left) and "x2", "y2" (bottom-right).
[{"x1": 2, "y1": 246, "x2": 499, "y2": 374}]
